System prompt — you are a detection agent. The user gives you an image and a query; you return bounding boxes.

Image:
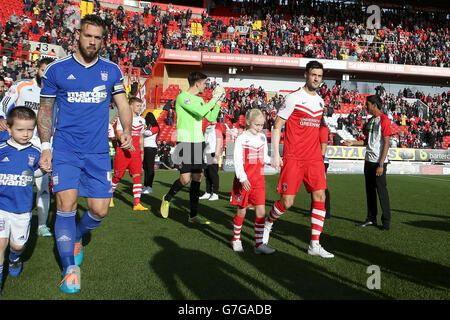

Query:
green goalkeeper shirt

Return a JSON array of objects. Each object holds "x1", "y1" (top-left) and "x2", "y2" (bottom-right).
[{"x1": 175, "y1": 91, "x2": 221, "y2": 143}]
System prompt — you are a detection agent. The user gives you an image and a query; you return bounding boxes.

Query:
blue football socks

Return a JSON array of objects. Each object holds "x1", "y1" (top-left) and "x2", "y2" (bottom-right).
[
  {"x1": 75, "y1": 210, "x2": 103, "y2": 241},
  {"x1": 55, "y1": 210, "x2": 77, "y2": 273}
]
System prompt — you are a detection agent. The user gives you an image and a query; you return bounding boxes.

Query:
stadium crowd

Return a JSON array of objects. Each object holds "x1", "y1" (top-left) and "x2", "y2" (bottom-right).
[
  {"x1": 331, "y1": 86, "x2": 450, "y2": 149},
  {"x1": 0, "y1": 0, "x2": 449, "y2": 80},
  {"x1": 0, "y1": 0, "x2": 449, "y2": 150},
  {"x1": 163, "y1": 0, "x2": 449, "y2": 67}
]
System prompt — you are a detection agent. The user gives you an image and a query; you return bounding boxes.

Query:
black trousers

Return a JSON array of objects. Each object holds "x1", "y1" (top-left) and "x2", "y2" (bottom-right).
[
  {"x1": 364, "y1": 161, "x2": 391, "y2": 227},
  {"x1": 143, "y1": 147, "x2": 157, "y2": 187},
  {"x1": 204, "y1": 157, "x2": 219, "y2": 194}
]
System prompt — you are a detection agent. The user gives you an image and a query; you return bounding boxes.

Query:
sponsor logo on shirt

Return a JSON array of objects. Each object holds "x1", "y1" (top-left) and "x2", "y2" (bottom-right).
[
  {"x1": 67, "y1": 85, "x2": 107, "y2": 103},
  {"x1": 299, "y1": 118, "x2": 320, "y2": 127},
  {"x1": 0, "y1": 171, "x2": 33, "y2": 187}
]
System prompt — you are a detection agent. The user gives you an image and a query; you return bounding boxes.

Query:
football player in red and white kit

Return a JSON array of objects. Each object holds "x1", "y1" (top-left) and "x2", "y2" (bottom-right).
[
  {"x1": 230, "y1": 109, "x2": 275, "y2": 254},
  {"x1": 110, "y1": 97, "x2": 148, "y2": 211},
  {"x1": 264, "y1": 61, "x2": 334, "y2": 258}
]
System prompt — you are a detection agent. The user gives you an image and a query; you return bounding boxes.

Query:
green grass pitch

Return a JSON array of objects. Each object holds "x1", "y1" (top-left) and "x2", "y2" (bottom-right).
[{"x1": 1, "y1": 171, "x2": 449, "y2": 300}]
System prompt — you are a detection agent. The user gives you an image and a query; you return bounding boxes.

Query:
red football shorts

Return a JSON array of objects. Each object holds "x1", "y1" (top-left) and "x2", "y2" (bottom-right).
[
  {"x1": 230, "y1": 177, "x2": 266, "y2": 208},
  {"x1": 114, "y1": 148, "x2": 142, "y2": 175},
  {"x1": 277, "y1": 158, "x2": 327, "y2": 194}
]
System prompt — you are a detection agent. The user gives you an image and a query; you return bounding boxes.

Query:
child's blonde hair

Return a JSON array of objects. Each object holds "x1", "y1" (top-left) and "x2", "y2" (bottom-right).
[{"x1": 245, "y1": 108, "x2": 264, "y2": 129}]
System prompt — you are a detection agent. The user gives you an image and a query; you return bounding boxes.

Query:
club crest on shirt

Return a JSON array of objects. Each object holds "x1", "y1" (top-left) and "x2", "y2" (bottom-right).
[
  {"x1": 101, "y1": 71, "x2": 108, "y2": 81},
  {"x1": 28, "y1": 154, "x2": 36, "y2": 167},
  {"x1": 52, "y1": 173, "x2": 59, "y2": 186}
]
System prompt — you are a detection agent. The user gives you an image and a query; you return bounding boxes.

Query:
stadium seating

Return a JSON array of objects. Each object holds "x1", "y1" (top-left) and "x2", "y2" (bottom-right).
[
  {"x1": 0, "y1": 0, "x2": 24, "y2": 25},
  {"x1": 0, "y1": 1, "x2": 448, "y2": 150},
  {"x1": 443, "y1": 136, "x2": 450, "y2": 149}
]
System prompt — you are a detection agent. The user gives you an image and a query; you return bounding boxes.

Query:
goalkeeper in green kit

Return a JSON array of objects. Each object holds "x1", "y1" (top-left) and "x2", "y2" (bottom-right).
[{"x1": 160, "y1": 72, "x2": 226, "y2": 223}]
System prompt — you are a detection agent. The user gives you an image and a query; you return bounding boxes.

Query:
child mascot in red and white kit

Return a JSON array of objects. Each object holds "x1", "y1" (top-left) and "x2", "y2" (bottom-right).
[{"x1": 230, "y1": 109, "x2": 276, "y2": 254}]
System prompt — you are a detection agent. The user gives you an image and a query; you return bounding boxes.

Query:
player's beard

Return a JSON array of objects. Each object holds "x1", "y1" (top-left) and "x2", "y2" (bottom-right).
[
  {"x1": 79, "y1": 42, "x2": 100, "y2": 62},
  {"x1": 35, "y1": 74, "x2": 42, "y2": 87},
  {"x1": 306, "y1": 81, "x2": 320, "y2": 92}
]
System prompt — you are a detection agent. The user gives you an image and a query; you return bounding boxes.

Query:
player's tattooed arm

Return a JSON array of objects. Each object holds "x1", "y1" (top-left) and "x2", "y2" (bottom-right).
[{"x1": 37, "y1": 96, "x2": 55, "y2": 143}]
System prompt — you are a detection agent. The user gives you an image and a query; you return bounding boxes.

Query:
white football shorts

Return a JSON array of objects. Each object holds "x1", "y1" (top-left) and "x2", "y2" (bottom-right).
[{"x1": 0, "y1": 209, "x2": 32, "y2": 246}]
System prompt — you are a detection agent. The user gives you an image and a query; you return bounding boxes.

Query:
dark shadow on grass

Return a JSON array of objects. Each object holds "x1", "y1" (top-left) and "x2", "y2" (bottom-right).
[
  {"x1": 241, "y1": 244, "x2": 386, "y2": 299},
  {"x1": 156, "y1": 179, "x2": 233, "y2": 201},
  {"x1": 140, "y1": 194, "x2": 163, "y2": 218},
  {"x1": 113, "y1": 179, "x2": 136, "y2": 207},
  {"x1": 318, "y1": 213, "x2": 361, "y2": 224},
  {"x1": 112, "y1": 191, "x2": 135, "y2": 208},
  {"x1": 330, "y1": 235, "x2": 450, "y2": 292},
  {"x1": 150, "y1": 236, "x2": 284, "y2": 299},
  {"x1": 403, "y1": 220, "x2": 450, "y2": 232},
  {"x1": 152, "y1": 193, "x2": 377, "y2": 297},
  {"x1": 392, "y1": 208, "x2": 449, "y2": 220},
  {"x1": 267, "y1": 217, "x2": 450, "y2": 293}
]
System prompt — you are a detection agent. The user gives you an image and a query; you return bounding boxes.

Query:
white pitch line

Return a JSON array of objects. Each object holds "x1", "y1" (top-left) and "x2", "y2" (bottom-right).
[{"x1": 407, "y1": 175, "x2": 450, "y2": 182}]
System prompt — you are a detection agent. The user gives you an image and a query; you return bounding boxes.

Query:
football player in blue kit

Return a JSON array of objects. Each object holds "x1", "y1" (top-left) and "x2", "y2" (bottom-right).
[
  {"x1": 0, "y1": 107, "x2": 45, "y2": 297},
  {"x1": 37, "y1": 14, "x2": 133, "y2": 294}
]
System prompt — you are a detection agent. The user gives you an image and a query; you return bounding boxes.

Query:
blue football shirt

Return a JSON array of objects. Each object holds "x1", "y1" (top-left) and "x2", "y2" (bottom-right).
[
  {"x1": 0, "y1": 140, "x2": 41, "y2": 213},
  {"x1": 40, "y1": 54, "x2": 126, "y2": 153}
]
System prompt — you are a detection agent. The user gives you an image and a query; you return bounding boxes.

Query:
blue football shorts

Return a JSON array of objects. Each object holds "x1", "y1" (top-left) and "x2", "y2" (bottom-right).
[{"x1": 51, "y1": 150, "x2": 112, "y2": 198}]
